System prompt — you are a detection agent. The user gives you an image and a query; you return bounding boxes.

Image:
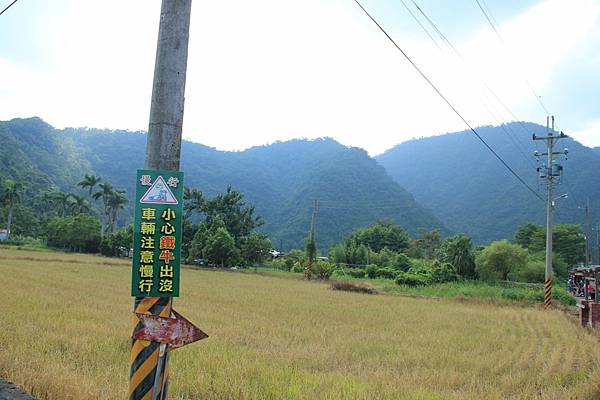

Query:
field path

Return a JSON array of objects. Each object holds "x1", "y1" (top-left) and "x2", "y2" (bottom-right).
[{"x1": 0, "y1": 379, "x2": 35, "y2": 400}]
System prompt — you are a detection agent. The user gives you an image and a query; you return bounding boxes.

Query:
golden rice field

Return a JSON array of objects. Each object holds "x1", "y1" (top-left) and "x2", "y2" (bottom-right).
[{"x1": 1, "y1": 247, "x2": 600, "y2": 400}]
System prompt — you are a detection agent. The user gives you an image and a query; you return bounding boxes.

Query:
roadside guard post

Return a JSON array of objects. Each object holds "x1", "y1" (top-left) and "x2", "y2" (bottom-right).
[{"x1": 129, "y1": 169, "x2": 207, "y2": 400}]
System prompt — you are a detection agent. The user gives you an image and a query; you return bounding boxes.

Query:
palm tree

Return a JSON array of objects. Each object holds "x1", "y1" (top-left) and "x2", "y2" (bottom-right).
[
  {"x1": 67, "y1": 194, "x2": 92, "y2": 215},
  {"x1": 47, "y1": 191, "x2": 71, "y2": 217},
  {"x1": 92, "y1": 182, "x2": 115, "y2": 235},
  {"x1": 78, "y1": 174, "x2": 102, "y2": 197},
  {"x1": 106, "y1": 190, "x2": 128, "y2": 234},
  {"x1": 1, "y1": 179, "x2": 24, "y2": 240}
]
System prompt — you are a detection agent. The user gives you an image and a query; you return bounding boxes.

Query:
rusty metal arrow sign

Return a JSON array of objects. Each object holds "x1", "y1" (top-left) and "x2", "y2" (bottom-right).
[{"x1": 133, "y1": 309, "x2": 208, "y2": 349}]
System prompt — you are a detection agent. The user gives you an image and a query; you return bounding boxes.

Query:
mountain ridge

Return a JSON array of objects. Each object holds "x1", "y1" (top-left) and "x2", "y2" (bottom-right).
[{"x1": 0, "y1": 117, "x2": 445, "y2": 249}]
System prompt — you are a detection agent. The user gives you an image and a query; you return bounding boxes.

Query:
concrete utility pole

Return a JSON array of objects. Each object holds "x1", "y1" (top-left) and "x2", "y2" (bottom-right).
[
  {"x1": 130, "y1": 1, "x2": 192, "y2": 399},
  {"x1": 585, "y1": 199, "x2": 591, "y2": 266},
  {"x1": 533, "y1": 116, "x2": 568, "y2": 309},
  {"x1": 306, "y1": 199, "x2": 318, "y2": 279},
  {"x1": 596, "y1": 222, "x2": 600, "y2": 266}
]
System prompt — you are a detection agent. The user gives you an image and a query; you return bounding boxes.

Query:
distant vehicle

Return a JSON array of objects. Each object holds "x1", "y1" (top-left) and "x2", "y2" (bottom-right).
[
  {"x1": 192, "y1": 258, "x2": 208, "y2": 266},
  {"x1": 270, "y1": 250, "x2": 283, "y2": 259},
  {"x1": 0, "y1": 229, "x2": 7, "y2": 241},
  {"x1": 318, "y1": 256, "x2": 329, "y2": 262}
]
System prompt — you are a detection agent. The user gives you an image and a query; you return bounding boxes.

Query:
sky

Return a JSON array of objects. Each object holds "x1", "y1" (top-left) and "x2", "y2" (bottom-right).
[{"x1": 1, "y1": 0, "x2": 599, "y2": 155}]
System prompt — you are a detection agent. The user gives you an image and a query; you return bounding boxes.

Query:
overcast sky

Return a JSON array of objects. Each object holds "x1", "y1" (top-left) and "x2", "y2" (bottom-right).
[{"x1": 1, "y1": 0, "x2": 599, "y2": 155}]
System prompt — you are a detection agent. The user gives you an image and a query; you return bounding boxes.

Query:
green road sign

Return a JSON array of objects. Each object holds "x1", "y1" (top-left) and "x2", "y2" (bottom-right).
[{"x1": 131, "y1": 169, "x2": 184, "y2": 297}]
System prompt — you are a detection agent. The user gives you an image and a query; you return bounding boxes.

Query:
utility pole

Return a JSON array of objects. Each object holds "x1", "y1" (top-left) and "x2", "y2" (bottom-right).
[
  {"x1": 585, "y1": 199, "x2": 591, "y2": 266},
  {"x1": 596, "y1": 222, "x2": 600, "y2": 266},
  {"x1": 306, "y1": 199, "x2": 318, "y2": 279},
  {"x1": 130, "y1": 1, "x2": 192, "y2": 399},
  {"x1": 533, "y1": 116, "x2": 568, "y2": 309}
]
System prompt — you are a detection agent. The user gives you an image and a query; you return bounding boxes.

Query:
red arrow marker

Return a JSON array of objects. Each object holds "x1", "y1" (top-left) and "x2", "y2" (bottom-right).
[{"x1": 133, "y1": 309, "x2": 208, "y2": 349}]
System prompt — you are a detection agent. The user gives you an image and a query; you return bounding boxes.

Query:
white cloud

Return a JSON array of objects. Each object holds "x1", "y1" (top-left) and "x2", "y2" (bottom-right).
[{"x1": 0, "y1": 0, "x2": 599, "y2": 154}]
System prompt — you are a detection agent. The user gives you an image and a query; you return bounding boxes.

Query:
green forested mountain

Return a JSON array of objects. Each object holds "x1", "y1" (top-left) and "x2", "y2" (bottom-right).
[
  {"x1": 0, "y1": 117, "x2": 445, "y2": 250},
  {"x1": 376, "y1": 122, "x2": 600, "y2": 243}
]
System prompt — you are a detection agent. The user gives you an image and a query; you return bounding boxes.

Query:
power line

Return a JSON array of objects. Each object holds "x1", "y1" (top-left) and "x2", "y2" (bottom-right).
[
  {"x1": 352, "y1": 0, "x2": 544, "y2": 202},
  {"x1": 473, "y1": 0, "x2": 551, "y2": 116},
  {"x1": 406, "y1": 0, "x2": 537, "y2": 169},
  {"x1": 0, "y1": 0, "x2": 18, "y2": 17},
  {"x1": 398, "y1": 0, "x2": 441, "y2": 50}
]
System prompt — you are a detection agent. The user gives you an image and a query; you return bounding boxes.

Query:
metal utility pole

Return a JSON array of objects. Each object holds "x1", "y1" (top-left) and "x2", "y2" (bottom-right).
[
  {"x1": 130, "y1": 1, "x2": 192, "y2": 399},
  {"x1": 533, "y1": 116, "x2": 568, "y2": 309}
]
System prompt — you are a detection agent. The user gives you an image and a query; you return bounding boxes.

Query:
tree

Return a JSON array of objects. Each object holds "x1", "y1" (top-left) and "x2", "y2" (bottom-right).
[
  {"x1": 44, "y1": 190, "x2": 71, "y2": 217},
  {"x1": 529, "y1": 224, "x2": 586, "y2": 266},
  {"x1": 514, "y1": 223, "x2": 543, "y2": 249},
  {"x1": 345, "y1": 220, "x2": 410, "y2": 253},
  {"x1": 240, "y1": 233, "x2": 272, "y2": 266},
  {"x1": 414, "y1": 228, "x2": 442, "y2": 259},
  {"x1": 437, "y1": 234, "x2": 476, "y2": 279},
  {"x1": 475, "y1": 240, "x2": 527, "y2": 281},
  {"x1": 105, "y1": 190, "x2": 128, "y2": 234},
  {"x1": 78, "y1": 174, "x2": 102, "y2": 196},
  {"x1": 92, "y1": 181, "x2": 114, "y2": 234},
  {"x1": 46, "y1": 215, "x2": 101, "y2": 253},
  {"x1": 67, "y1": 194, "x2": 92, "y2": 215},
  {"x1": 0, "y1": 179, "x2": 24, "y2": 240},
  {"x1": 92, "y1": 182, "x2": 128, "y2": 235},
  {"x1": 203, "y1": 226, "x2": 240, "y2": 267},
  {"x1": 187, "y1": 222, "x2": 210, "y2": 263}
]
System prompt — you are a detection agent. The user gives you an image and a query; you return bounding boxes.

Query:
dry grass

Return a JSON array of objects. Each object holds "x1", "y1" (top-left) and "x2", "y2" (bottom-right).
[{"x1": 1, "y1": 248, "x2": 600, "y2": 400}]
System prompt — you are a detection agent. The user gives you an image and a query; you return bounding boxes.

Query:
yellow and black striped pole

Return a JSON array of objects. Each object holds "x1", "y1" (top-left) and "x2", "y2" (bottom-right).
[
  {"x1": 129, "y1": 0, "x2": 191, "y2": 398},
  {"x1": 544, "y1": 278, "x2": 552, "y2": 309},
  {"x1": 129, "y1": 297, "x2": 172, "y2": 400}
]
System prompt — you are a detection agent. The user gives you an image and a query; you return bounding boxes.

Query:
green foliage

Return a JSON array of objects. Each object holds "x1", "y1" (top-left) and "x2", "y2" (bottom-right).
[
  {"x1": 313, "y1": 261, "x2": 335, "y2": 280},
  {"x1": 291, "y1": 261, "x2": 304, "y2": 273},
  {"x1": 375, "y1": 267, "x2": 397, "y2": 279},
  {"x1": 514, "y1": 223, "x2": 543, "y2": 249},
  {"x1": 345, "y1": 220, "x2": 410, "y2": 253},
  {"x1": 0, "y1": 205, "x2": 44, "y2": 238},
  {"x1": 365, "y1": 264, "x2": 378, "y2": 279},
  {"x1": 46, "y1": 215, "x2": 101, "y2": 253},
  {"x1": 395, "y1": 272, "x2": 429, "y2": 287},
  {"x1": 240, "y1": 233, "x2": 272, "y2": 265},
  {"x1": 346, "y1": 268, "x2": 366, "y2": 278},
  {"x1": 518, "y1": 224, "x2": 586, "y2": 266},
  {"x1": 99, "y1": 225, "x2": 133, "y2": 257},
  {"x1": 414, "y1": 229, "x2": 441, "y2": 259},
  {"x1": 436, "y1": 234, "x2": 477, "y2": 279},
  {"x1": 511, "y1": 260, "x2": 545, "y2": 283},
  {"x1": 203, "y1": 227, "x2": 240, "y2": 267},
  {"x1": 475, "y1": 240, "x2": 527, "y2": 281}
]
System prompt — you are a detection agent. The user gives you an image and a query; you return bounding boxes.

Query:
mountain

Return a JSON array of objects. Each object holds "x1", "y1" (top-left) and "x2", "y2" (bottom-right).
[
  {"x1": 594, "y1": 147, "x2": 600, "y2": 156},
  {"x1": 0, "y1": 117, "x2": 445, "y2": 250},
  {"x1": 377, "y1": 122, "x2": 600, "y2": 243}
]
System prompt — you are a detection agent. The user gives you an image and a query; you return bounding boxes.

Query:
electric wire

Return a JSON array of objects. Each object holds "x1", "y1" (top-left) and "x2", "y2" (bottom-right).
[
  {"x1": 407, "y1": 0, "x2": 537, "y2": 169},
  {"x1": 473, "y1": 0, "x2": 551, "y2": 115},
  {"x1": 0, "y1": 0, "x2": 18, "y2": 16},
  {"x1": 352, "y1": 0, "x2": 544, "y2": 202}
]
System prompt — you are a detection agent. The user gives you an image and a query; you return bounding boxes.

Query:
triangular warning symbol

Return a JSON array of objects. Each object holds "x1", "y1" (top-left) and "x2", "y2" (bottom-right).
[{"x1": 140, "y1": 176, "x2": 178, "y2": 204}]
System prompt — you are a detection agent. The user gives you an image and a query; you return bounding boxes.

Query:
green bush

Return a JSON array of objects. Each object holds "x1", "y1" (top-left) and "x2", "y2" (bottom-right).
[
  {"x1": 314, "y1": 262, "x2": 335, "y2": 280},
  {"x1": 512, "y1": 261, "x2": 545, "y2": 283},
  {"x1": 366, "y1": 264, "x2": 378, "y2": 279},
  {"x1": 376, "y1": 267, "x2": 397, "y2": 280},
  {"x1": 291, "y1": 261, "x2": 304, "y2": 273},
  {"x1": 347, "y1": 268, "x2": 365, "y2": 278},
  {"x1": 395, "y1": 272, "x2": 429, "y2": 286}
]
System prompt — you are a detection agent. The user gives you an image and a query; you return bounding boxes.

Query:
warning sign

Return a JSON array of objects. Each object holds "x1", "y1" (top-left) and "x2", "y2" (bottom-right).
[
  {"x1": 132, "y1": 169, "x2": 184, "y2": 297},
  {"x1": 140, "y1": 175, "x2": 178, "y2": 205}
]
